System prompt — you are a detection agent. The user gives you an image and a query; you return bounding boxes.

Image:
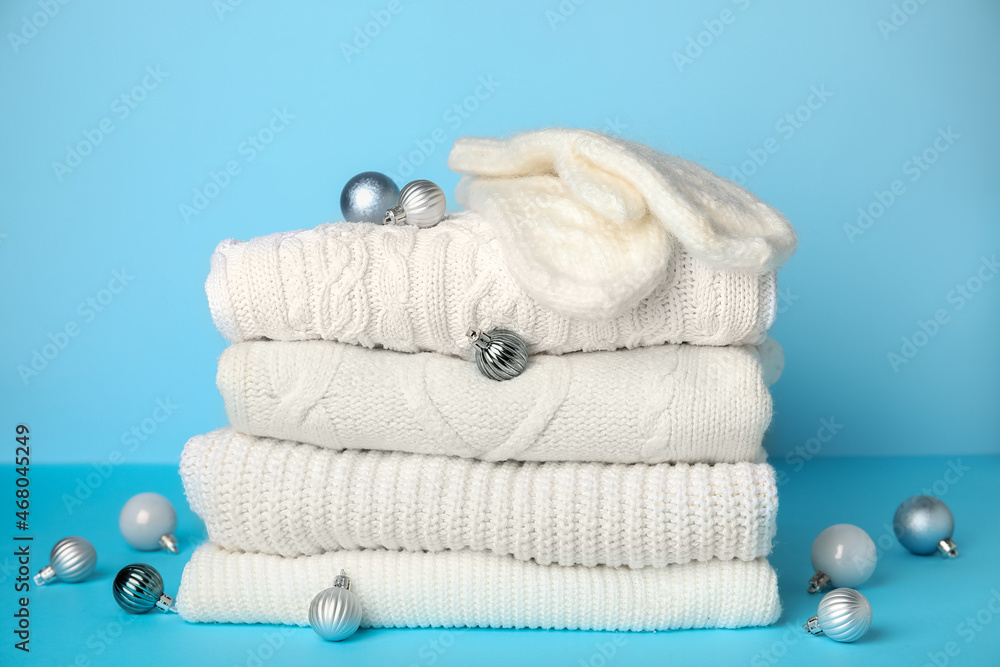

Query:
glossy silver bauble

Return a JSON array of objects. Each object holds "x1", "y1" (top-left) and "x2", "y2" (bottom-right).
[
  {"x1": 113, "y1": 564, "x2": 177, "y2": 614},
  {"x1": 309, "y1": 570, "x2": 362, "y2": 642},
  {"x1": 469, "y1": 329, "x2": 528, "y2": 381},
  {"x1": 33, "y1": 536, "x2": 97, "y2": 586},
  {"x1": 383, "y1": 179, "x2": 446, "y2": 228},
  {"x1": 804, "y1": 588, "x2": 873, "y2": 643}
]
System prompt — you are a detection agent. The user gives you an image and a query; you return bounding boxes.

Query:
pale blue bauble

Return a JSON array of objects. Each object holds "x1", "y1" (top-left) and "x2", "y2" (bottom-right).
[
  {"x1": 894, "y1": 495, "x2": 956, "y2": 556},
  {"x1": 340, "y1": 172, "x2": 399, "y2": 223},
  {"x1": 810, "y1": 524, "x2": 876, "y2": 589}
]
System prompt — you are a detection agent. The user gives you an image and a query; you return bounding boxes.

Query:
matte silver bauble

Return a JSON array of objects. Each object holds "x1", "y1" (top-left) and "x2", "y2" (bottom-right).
[
  {"x1": 808, "y1": 523, "x2": 876, "y2": 593},
  {"x1": 383, "y1": 179, "x2": 446, "y2": 228},
  {"x1": 309, "y1": 570, "x2": 363, "y2": 642},
  {"x1": 341, "y1": 172, "x2": 400, "y2": 223},
  {"x1": 119, "y1": 492, "x2": 179, "y2": 554},
  {"x1": 469, "y1": 329, "x2": 528, "y2": 381},
  {"x1": 804, "y1": 588, "x2": 873, "y2": 643},
  {"x1": 113, "y1": 564, "x2": 177, "y2": 614},
  {"x1": 894, "y1": 495, "x2": 957, "y2": 557},
  {"x1": 33, "y1": 536, "x2": 97, "y2": 586}
]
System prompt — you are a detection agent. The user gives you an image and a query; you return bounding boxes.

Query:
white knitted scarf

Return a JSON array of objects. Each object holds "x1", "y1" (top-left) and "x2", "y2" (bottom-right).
[
  {"x1": 218, "y1": 339, "x2": 781, "y2": 464},
  {"x1": 180, "y1": 429, "x2": 778, "y2": 567},
  {"x1": 205, "y1": 212, "x2": 777, "y2": 354},
  {"x1": 178, "y1": 544, "x2": 781, "y2": 631},
  {"x1": 450, "y1": 128, "x2": 796, "y2": 319}
]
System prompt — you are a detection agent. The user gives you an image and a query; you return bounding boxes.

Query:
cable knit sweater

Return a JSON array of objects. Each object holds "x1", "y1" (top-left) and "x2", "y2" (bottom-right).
[
  {"x1": 217, "y1": 339, "x2": 780, "y2": 464},
  {"x1": 180, "y1": 429, "x2": 778, "y2": 567},
  {"x1": 205, "y1": 213, "x2": 777, "y2": 354},
  {"x1": 178, "y1": 544, "x2": 781, "y2": 631}
]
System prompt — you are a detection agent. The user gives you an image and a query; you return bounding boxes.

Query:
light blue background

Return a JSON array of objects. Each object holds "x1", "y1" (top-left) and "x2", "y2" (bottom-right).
[{"x1": 2, "y1": 2, "x2": 998, "y2": 460}]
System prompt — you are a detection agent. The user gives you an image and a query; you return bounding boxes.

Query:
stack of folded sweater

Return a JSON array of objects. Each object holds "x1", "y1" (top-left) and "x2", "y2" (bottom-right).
[{"x1": 176, "y1": 129, "x2": 797, "y2": 632}]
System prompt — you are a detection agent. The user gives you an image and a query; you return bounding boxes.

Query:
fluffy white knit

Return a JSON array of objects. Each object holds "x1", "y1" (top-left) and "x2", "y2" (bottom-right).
[
  {"x1": 205, "y1": 212, "x2": 778, "y2": 354},
  {"x1": 450, "y1": 129, "x2": 796, "y2": 318},
  {"x1": 218, "y1": 339, "x2": 781, "y2": 464},
  {"x1": 180, "y1": 428, "x2": 778, "y2": 567},
  {"x1": 178, "y1": 544, "x2": 781, "y2": 631}
]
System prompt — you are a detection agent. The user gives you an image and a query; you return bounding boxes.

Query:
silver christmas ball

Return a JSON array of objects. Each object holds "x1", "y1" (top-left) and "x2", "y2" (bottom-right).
[
  {"x1": 808, "y1": 524, "x2": 876, "y2": 593},
  {"x1": 469, "y1": 329, "x2": 528, "y2": 381},
  {"x1": 113, "y1": 564, "x2": 177, "y2": 614},
  {"x1": 309, "y1": 570, "x2": 363, "y2": 642},
  {"x1": 383, "y1": 179, "x2": 446, "y2": 228},
  {"x1": 119, "y1": 492, "x2": 179, "y2": 554},
  {"x1": 803, "y1": 588, "x2": 873, "y2": 643},
  {"x1": 33, "y1": 536, "x2": 97, "y2": 586},
  {"x1": 341, "y1": 171, "x2": 400, "y2": 223},
  {"x1": 894, "y1": 495, "x2": 957, "y2": 557}
]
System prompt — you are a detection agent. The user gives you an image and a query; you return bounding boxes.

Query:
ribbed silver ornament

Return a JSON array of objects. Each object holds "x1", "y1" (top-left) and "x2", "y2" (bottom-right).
[
  {"x1": 469, "y1": 329, "x2": 528, "y2": 381},
  {"x1": 383, "y1": 179, "x2": 446, "y2": 228},
  {"x1": 33, "y1": 536, "x2": 97, "y2": 585},
  {"x1": 113, "y1": 564, "x2": 177, "y2": 614},
  {"x1": 309, "y1": 570, "x2": 363, "y2": 641},
  {"x1": 804, "y1": 588, "x2": 872, "y2": 643}
]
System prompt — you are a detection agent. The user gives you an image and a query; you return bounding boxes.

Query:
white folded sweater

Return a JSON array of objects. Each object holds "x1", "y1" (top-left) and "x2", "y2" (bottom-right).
[
  {"x1": 180, "y1": 429, "x2": 777, "y2": 567},
  {"x1": 205, "y1": 213, "x2": 777, "y2": 354},
  {"x1": 178, "y1": 544, "x2": 781, "y2": 631},
  {"x1": 218, "y1": 339, "x2": 780, "y2": 464}
]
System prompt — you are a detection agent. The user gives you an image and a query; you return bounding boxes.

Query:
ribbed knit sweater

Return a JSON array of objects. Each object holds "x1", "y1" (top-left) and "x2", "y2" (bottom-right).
[
  {"x1": 178, "y1": 544, "x2": 782, "y2": 631},
  {"x1": 180, "y1": 429, "x2": 778, "y2": 567},
  {"x1": 217, "y1": 339, "x2": 780, "y2": 464},
  {"x1": 205, "y1": 213, "x2": 777, "y2": 354}
]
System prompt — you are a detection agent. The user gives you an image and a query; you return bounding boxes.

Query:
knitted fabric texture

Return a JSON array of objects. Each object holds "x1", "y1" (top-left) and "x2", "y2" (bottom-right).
[
  {"x1": 450, "y1": 128, "x2": 796, "y2": 318},
  {"x1": 178, "y1": 544, "x2": 782, "y2": 631},
  {"x1": 205, "y1": 212, "x2": 777, "y2": 353},
  {"x1": 218, "y1": 339, "x2": 780, "y2": 464},
  {"x1": 180, "y1": 429, "x2": 778, "y2": 566}
]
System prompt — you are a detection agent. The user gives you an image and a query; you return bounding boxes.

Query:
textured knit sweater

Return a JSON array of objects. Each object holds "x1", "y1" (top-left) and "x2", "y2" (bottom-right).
[
  {"x1": 178, "y1": 544, "x2": 782, "y2": 631},
  {"x1": 205, "y1": 213, "x2": 778, "y2": 354},
  {"x1": 180, "y1": 429, "x2": 778, "y2": 567},
  {"x1": 217, "y1": 339, "x2": 781, "y2": 464}
]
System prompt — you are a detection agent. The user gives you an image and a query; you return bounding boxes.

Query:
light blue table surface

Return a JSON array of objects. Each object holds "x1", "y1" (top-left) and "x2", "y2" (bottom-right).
[{"x1": 2, "y1": 456, "x2": 997, "y2": 666}]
